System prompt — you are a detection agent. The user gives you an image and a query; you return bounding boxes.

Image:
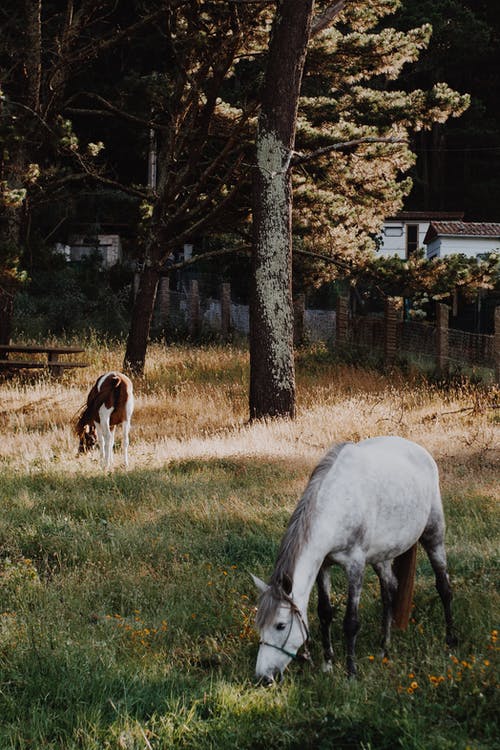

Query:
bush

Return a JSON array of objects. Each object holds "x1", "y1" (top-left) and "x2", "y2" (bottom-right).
[{"x1": 13, "y1": 258, "x2": 133, "y2": 338}]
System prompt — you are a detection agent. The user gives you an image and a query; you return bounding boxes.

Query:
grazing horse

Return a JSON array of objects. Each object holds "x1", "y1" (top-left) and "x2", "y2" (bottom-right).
[
  {"x1": 252, "y1": 436, "x2": 456, "y2": 684},
  {"x1": 74, "y1": 371, "x2": 134, "y2": 469}
]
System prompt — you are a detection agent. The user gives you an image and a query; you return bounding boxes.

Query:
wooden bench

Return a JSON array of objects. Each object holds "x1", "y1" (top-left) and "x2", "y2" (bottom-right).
[{"x1": 0, "y1": 345, "x2": 89, "y2": 377}]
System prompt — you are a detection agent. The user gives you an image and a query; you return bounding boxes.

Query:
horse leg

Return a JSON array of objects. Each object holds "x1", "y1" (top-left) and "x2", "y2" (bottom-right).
[
  {"x1": 343, "y1": 560, "x2": 365, "y2": 678},
  {"x1": 316, "y1": 566, "x2": 334, "y2": 672},
  {"x1": 420, "y1": 534, "x2": 457, "y2": 647},
  {"x1": 122, "y1": 419, "x2": 130, "y2": 468},
  {"x1": 95, "y1": 423, "x2": 105, "y2": 467},
  {"x1": 100, "y1": 419, "x2": 113, "y2": 469},
  {"x1": 107, "y1": 425, "x2": 116, "y2": 469},
  {"x1": 373, "y1": 561, "x2": 398, "y2": 657}
]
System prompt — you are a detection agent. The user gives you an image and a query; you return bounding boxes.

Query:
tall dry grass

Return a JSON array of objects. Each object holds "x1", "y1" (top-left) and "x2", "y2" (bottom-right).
[{"x1": 0, "y1": 341, "x2": 497, "y2": 488}]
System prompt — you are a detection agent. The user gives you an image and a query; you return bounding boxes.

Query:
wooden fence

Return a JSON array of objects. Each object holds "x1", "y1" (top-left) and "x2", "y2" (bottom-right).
[
  {"x1": 334, "y1": 296, "x2": 499, "y2": 381},
  {"x1": 150, "y1": 280, "x2": 500, "y2": 382}
]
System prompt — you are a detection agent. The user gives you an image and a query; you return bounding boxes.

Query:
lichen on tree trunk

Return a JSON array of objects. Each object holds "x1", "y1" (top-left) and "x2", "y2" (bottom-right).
[
  {"x1": 249, "y1": 0, "x2": 314, "y2": 420},
  {"x1": 250, "y1": 128, "x2": 296, "y2": 419}
]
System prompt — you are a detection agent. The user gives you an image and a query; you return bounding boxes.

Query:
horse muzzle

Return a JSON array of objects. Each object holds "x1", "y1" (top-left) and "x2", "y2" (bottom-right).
[{"x1": 255, "y1": 668, "x2": 283, "y2": 687}]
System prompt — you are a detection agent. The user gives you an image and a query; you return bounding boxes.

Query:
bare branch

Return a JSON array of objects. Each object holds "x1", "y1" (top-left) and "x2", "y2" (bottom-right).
[
  {"x1": 64, "y1": 8, "x2": 165, "y2": 66},
  {"x1": 294, "y1": 247, "x2": 352, "y2": 271},
  {"x1": 162, "y1": 171, "x2": 248, "y2": 254},
  {"x1": 158, "y1": 245, "x2": 250, "y2": 275},
  {"x1": 66, "y1": 93, "x2": 166, "y2": 130}
]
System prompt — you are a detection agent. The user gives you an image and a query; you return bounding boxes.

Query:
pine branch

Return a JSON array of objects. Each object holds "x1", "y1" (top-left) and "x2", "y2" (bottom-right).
[
  {"x1": 157, "y1": 241, "x2": 356, "y2": 277},
  {"x1": 311, "y1": 1, "x2": 346, "y2": 37},
  {"x1": 292, "y1": 136, "x2": 408, "y2": 166}
]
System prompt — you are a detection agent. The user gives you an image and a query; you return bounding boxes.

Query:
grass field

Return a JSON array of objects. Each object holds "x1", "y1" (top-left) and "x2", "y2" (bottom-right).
[{"x1": 0, "y1": 341, "x2": 498, "y2": 749}]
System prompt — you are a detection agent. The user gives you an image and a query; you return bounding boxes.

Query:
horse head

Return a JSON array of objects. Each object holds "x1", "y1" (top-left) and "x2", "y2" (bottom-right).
[
  {"x1": 78, "y1": 423, "x2": 97, "y2": 454},
  {"x1": 251, "y1": 573, "x2": 310, "y2": 685}
]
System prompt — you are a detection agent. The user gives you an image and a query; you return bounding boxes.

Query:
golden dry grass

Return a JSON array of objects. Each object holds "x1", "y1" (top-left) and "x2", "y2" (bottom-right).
[{"x1": 0, "y1": 341, "x2": 498, "y2": 503}]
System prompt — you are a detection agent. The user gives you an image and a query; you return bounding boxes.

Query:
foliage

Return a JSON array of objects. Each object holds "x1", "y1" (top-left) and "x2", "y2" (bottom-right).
[
  {"x1": 13, "y1": 256, "x2": 132, "y2": 338},
  {"x1": 292, "y1": 0, "x2": 469, "y2": 266},
  {"x1": 0, "y1": 1, "x2": 485, "y2": 374},
  {"x1": 349, "y1": 250, "x2": 500, "y2": 316}
]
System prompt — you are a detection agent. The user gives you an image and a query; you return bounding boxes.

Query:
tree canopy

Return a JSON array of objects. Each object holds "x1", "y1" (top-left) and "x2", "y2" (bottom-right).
[{"x1": 1, "y1": 0, "x2": 497, "y2": 374}]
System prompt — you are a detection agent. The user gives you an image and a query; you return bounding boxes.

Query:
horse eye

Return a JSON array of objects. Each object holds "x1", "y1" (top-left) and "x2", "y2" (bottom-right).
[{"x1": 275, "y1": 622, "x2": 286, "y2": 631}]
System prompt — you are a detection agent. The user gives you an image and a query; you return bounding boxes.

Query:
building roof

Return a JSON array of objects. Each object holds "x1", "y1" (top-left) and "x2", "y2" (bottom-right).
[
  {"x1": 385, "y1": 211, "x2": 464, "y2": 222},
  {"x1": 424, "y1": 221, "x2": 500, "y2": 244}
]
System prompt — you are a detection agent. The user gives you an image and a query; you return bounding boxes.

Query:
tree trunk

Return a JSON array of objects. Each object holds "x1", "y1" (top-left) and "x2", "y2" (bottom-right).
[
  {"x1": 249, "y1": 0, "x2": 314, "y2": 420},
  {"x1": 0, "y1": 285, "x2": 15, "y2": 344},
  {"x1": 123, "y1": 264, "x2": 160, "y2": 374}
]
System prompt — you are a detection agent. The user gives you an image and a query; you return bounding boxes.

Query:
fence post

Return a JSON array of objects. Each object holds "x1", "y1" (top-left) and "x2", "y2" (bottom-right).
[
  {"x1": 157, "y1": 277, "x2": 170, "y2": 329},
  {"x1": 188, "y1": 279, "x2": 201, "y2": 337},
  {"x1": 293, "y1": 293, "x2": 305, "y2": 346},
  {"x1": 436, "y1": 302, "x2": 450, "y2": 376},
  {"x1": 384, "y1": 298, "x2": 400, "y2": 366},
  {"x1": 494, "y1": 306, "x2": 500, "y2": 384},
  {"x1": 336, "y1": 296, "x2": 349, "y2": 346},
  {"x1": 220, "y1": 282, "x2": 231, "y2": 340}
]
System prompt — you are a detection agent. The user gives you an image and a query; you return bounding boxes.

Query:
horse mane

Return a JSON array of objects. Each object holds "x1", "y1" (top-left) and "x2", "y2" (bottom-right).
[{"x1": 256, "y1": 442, "x2": 350, "y2": 629}]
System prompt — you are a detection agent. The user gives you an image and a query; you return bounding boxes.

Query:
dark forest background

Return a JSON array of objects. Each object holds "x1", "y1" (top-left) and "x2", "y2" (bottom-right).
[
  {"x1": 392, "y1": 0, "x2": 500, "y2": 218},
  {"x1": 2, "y1": 0, "x2": 500, "y2": 340}
]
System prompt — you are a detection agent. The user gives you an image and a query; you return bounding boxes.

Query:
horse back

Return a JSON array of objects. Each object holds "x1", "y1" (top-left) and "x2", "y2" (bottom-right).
[
  {"x1": 99, "y1": 372, "x2": 134, "y2": 427},
  {"x1": 81, "y1": 372, "x2": 133, "y2": 428},
  {"x1": 319, "y1": 437, "x2": 443, "y2": 563}
]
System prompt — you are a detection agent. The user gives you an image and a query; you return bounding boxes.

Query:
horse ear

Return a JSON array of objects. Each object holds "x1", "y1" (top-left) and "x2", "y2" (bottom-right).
[
  {"x1": 250, "y1": 573, "x2": 269, "y2": 595},
  {"x1": 281, "y1": 573, "x2": 293, "y2": 595}
]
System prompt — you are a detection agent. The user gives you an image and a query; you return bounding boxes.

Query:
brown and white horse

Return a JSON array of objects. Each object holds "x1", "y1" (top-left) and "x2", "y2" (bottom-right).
[{"x1": 75, "y1": 371, "x2": 134, "y2": 469}]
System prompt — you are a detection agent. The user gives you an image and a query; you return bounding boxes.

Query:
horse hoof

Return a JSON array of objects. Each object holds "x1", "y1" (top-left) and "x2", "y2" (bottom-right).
[{"x1": 322, "y1": 661, "x2": 333, "y2": 673}]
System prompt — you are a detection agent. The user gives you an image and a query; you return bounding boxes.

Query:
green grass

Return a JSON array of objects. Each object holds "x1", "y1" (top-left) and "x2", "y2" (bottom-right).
[
  {"x1": 0, "y1": 343, "x2": 498, "y2": 750},
  {"x1": 0, "y1": 455, "x2": 498, "y2": 750}
]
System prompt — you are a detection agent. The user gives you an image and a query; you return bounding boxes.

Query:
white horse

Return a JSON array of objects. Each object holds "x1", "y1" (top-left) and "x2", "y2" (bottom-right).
[
  {"x1": 74, "y1": 371, "x2": 134, "y2": 469},
  {"x1": 252, "y1": 436, "x2": 456, "y2": 684}
]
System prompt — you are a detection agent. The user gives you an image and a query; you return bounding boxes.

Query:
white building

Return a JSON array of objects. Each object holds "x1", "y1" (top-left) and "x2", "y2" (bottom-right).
[
  {"x1": 378, "y1": 212, "x2": 464, "y2": 259},
  {"x1": 424, "y1": 221, "x2": 500, "y2": 259},
  {"x1": 58, "y1": 234, "x2": 123, "y2": 268}
]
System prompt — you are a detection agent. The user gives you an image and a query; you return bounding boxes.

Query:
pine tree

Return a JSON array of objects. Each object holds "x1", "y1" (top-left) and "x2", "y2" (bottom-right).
[
  {"x1": 250, "y1": 0, "x2": 469, "y2": 418},
  {"x1": 292, "y1": 0, "x2": 469, "y2": 273}
]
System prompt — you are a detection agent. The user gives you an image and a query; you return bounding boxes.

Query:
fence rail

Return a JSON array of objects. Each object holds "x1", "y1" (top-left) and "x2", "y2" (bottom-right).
[{"x1": 149, "y1": 280, "x2": 500, "y2": 382}]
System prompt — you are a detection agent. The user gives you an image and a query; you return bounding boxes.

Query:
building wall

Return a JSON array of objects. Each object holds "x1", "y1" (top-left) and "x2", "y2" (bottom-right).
[
  {"x1": 67, "y1": 234, "x2": 123, "y2": 268},
  {"x1": 426, "y1": 237, "x2": 500, "y2": 259},
  {"x1": 378, "y1": 221, "x2": 430, "y2": 258}
]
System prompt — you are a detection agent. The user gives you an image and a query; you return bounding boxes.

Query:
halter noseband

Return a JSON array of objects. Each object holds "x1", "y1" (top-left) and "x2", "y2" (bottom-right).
[{"x1": 259, "y1": 593, "x2": 311, "y2": 662}]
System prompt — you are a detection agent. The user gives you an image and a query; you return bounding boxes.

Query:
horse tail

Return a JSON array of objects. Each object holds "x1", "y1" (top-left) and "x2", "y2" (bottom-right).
[
  {"x1": 392, "y1": 543, "x2": 418, "y2": 630},
  {"x1": 110, "y1": 373, "x2": 123, "y2": 408}
]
